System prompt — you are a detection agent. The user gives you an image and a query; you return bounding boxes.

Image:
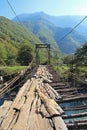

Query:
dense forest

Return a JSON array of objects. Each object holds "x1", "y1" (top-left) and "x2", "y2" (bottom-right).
[{"x1": 0, "y1": 16, "x2": 42, "y2": 66}]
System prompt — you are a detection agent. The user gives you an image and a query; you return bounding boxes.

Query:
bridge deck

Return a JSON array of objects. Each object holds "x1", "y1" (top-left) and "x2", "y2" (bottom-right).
[{"x1": 0, "y1": 65, "x2": 68, "y2": 130}]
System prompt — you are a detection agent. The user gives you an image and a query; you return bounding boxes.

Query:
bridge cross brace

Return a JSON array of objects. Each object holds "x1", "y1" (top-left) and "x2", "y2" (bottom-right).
[{"x1": 35, "y1": 44, "x2": 50, "y2": 65}]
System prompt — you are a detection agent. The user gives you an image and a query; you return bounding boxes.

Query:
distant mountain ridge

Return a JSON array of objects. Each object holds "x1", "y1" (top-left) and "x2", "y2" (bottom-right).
[
  {"x1": 13, "y1": 12, "x2": 87, "y2": 35},
  {"x1": 13, "y1": 12, "x2": 87, "y2": 54}
]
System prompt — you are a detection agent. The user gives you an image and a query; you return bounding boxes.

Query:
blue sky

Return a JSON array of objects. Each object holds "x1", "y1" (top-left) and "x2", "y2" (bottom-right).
[{"x1": 0, "y1": 0, "x2": 87, "y2": 19}]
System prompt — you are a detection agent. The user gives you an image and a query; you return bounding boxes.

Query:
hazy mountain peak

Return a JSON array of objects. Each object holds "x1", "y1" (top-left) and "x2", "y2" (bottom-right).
[
  {"x1": 13, "y1": 12, "x2": 87, "y2": 54},
  {"x1": 13, "y1": 12, "x2": 87, "y2": 35}
]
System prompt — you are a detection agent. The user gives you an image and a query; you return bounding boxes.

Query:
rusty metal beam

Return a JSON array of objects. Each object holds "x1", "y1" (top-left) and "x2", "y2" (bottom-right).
[{"x1": 35, "y1": 44, "x2": 50, "y2": 65}]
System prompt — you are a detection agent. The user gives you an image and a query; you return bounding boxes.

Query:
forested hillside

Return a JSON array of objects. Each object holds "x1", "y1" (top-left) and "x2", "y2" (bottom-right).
[
  {"x1": 0, "y1": 16, "x2": 42, "y2": 65},
  {"x1": 0, "y1": 13, "x2": 87, "y2": 66}
]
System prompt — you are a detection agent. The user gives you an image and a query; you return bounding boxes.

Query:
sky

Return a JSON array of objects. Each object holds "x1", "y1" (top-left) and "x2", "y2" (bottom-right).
[{"x1": 0, "y1": 0, "x2": 87, "y2": 19}]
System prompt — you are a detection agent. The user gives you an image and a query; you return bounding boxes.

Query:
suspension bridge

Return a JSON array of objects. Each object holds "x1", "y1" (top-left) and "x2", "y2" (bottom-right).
[{"x1": 0, "y1": 45, "x2": 87, "y2": 130}]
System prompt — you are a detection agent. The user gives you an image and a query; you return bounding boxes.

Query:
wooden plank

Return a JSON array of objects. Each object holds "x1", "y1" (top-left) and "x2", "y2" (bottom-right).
[
  {"x1": 63, "y1": 112, "x2": 87, "y2": 119},
  {"x1": 0, "y1": 65, "x2": 68, "y2": 130},
  {"x1": 60, "y1": 94, "x2": 87, "y2": 103},
  {"x1": 0, "y1": 100, "x2": 12, "y2": 125},
  {"x1": 12, "y1": 79, "x2": 38, "y2": 130},
  {"x1": 0, "y1": 80, "x2": 31, "y2": 129}
]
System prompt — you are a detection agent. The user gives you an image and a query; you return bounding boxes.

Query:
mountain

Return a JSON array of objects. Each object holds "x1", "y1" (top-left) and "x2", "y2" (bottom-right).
[
  {"x1": 0, "y1": 16, "x2": 42, "y2": 65},
  {"x1": 0, "y1": 16, "x2": 42, "y2": 46},
  {"x1": 45, "y1": 15, "x2": 87, "y2": 35},
  {"x1": 54, "y1": 27, "x2": 86, "y2": 53},
  {"x1": 13, "y1": 12, "x2": 87, "y2": 54},
  {"x1": 13, "y1": 12, "x2": 87, "y2": 35}
]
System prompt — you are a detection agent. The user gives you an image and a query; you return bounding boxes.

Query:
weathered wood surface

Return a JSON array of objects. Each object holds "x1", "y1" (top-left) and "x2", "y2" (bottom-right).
[
  {"x1": 62, "y1": 112, "x2": 87, "y2": 119},
  {"x1": 51, "y1": 79, "x2": 87, "y2": 103},
  {"x1": 60, "y1": 93, "x2": 87, "y2": 103},
  {"x1": 0, "y1": 100, "x2": 12, "y2": 125},
  {"x1": 66, "y1": 120, "x2": 87, "y2": 129},
  {"x1": 63, "y1": 104, "x2": 87, "y2": 111},
  {"x1": 0, "y1": 65, "x2": 68, "y2": 130},
  {"x1": 48, "y1": 67, "x2": 87, "y2": 129}
]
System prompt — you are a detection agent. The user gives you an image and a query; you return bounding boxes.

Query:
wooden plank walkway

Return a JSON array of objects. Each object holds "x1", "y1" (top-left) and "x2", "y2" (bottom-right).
[
  {"x1": 47, "y1": 66, "x2": 87, "y2": 129},
  {"x1": 0, "y1": 65, "x2": 68, "y2": 130}
]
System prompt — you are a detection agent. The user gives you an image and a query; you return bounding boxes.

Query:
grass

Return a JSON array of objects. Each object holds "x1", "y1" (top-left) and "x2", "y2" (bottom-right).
[
  {"x1": 0, "y1": 66, "x2": 27, "y2": 75},
  {"x1": 51, "y1": 58, "x2": 87, "y2": 80},
  {"x1": 53, "y1": 64, "x2": 69, "y2": 78}
]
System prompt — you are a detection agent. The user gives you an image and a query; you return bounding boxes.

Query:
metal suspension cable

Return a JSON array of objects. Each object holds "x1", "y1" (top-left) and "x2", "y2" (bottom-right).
[
  {"x1": 6, "y1": 0, "x2": 39, "y2": 66},
  {"x1": 6, "y1": 0, "x2": 22, "y2": 24},
  {"x1": 0, "y1": 76, "x2": 23, "y2": 99},
  {"x1": 57, "y1": 16, "x2": 87, "y2": 43},
  {"x1": 7, "y1": 0, "x2": 87, "y2": 43},
  {"x1": 0, "y1": 69, "x2": 33, "y2": 99},
  {"x1": 6, "y1": 0, "x2": 87, "y2": 43},
  {"x1": 6, "y1": 0, "x2": 30, "y2": 31}
]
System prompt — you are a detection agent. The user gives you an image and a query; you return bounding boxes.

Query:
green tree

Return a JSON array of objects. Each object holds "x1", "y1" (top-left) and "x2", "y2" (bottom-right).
[
  {"x1": 63, "y1": 55, "x2": 74, "y2": 65},
  {"x1": 0, "y1": 44, "x2": 7, "y2": 65},
  {"x1": 74, "y1": 42, "x2": 87, "y2": 66},
  {"x1": 17, "y1": 43, "x2": 33, "y2": 66},
  {"x1": 5, "y1": 44, "x2": 18, "y2": 65}
]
